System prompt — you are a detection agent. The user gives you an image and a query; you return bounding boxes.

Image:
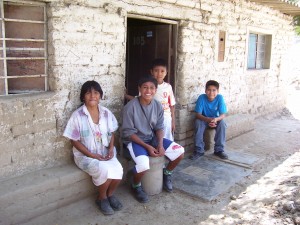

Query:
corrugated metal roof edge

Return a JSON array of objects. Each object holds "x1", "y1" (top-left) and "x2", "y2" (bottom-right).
[{"x1": 249, "y1": 0, "x2": 300, "y2": 16}]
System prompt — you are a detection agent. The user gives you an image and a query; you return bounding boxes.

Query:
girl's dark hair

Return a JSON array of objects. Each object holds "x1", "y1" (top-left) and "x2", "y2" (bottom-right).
[
  {"x1": 80, "y1": 80, "x2": 103, "y2": 102},
  {"x1": 138, "y1": 75, "x2": 158, "y2": 88},
  {"x1": 205, "y1": 80, "x2": 219, "y2": 90},
  {"x1": 151, "y1": 58, "x2": 168, "y2": 70}
]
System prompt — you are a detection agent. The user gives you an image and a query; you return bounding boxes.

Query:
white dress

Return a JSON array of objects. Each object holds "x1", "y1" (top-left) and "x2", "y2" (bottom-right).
[{"x1": 63, "y1": 104, "x2": 123, "y2": 186}]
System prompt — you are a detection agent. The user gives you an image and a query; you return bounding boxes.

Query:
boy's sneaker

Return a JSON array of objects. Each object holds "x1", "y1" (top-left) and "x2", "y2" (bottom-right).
[
  {"x1": 189, "y1": 151, "x2": 204, "y2": 160},
  {"x1": 131, "y1": 185, "x2": 149, "y2": 203},
  {"x1": 163, "y1": 169, "x2": 173, "y2": 192},
  {"x1": 108, "y1": 195, "x2": 123, "y2": 211},
  {"x1": 95, "y1": 198, "x2": 114, "y2": 215},
  {"x1": 214, "y1": 151, "x2": 228, "y2": 159}
]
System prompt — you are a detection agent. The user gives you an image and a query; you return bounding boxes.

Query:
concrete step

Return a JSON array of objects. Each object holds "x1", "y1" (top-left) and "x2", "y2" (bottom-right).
[
  {"x1": 0, "y1": 164, "x2": 96, "y2": 225},
  {"x1": 225, "y1": 113, "x2": 255, "y2": 140},
  {"x1": 21, "y1": 189, "x2": 125, "y2": 225},
  {"x1": 21, "y1": 183, "x2": 137, "y2": 225},
  {"x1": 22, "y1": 195, "x2": 97, "y2": 225}
]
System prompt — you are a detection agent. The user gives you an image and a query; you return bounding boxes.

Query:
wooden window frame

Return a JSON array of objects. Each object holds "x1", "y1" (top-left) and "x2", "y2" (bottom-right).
[
  {"x1": 247, "y1": 32, "x2": 272, "y2": 70},
  {"x1": 0, "y1": 0, "x2": 47, "y2": 96}
]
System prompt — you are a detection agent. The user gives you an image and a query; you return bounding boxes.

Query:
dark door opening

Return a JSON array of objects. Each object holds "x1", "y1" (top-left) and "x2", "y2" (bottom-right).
[{"x1": 126, "y1": 18, "x2": 177, "y2": 98}]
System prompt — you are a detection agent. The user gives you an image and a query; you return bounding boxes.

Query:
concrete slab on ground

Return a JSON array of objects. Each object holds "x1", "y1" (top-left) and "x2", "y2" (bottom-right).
[
  {"x1": 205, "y1": 149, "x2": 263, "y2": 169},
  {"x1": 172, "y1": 150, "x2": 261, "y2": 202}
]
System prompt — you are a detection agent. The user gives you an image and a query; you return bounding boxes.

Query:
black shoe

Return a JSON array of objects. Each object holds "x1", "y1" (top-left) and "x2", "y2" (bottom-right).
[
  {"x1": 189, "y1": 151, "x2": 204, "y2": 160},
  {"x1": 108, "y1": 195, "x2": 123, "y2": 211},
  {"x1": 163, "y1": 169, "x2": 173, "y2": 192},
  {"x1": 132, "y1": 185, "x2": 149, "y2": 203},
  {"x1": 214, "y1": 151, "x2": 228, "y2": 159},
  {"x1": 95, "y1": 198, "x2": 114, "y2": 215}
]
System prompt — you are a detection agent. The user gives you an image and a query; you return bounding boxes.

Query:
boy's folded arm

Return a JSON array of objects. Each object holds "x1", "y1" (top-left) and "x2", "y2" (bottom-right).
[
  {"x1": 215, "y1": 113, "x2": 226, "y2": 122},
  {"x1": 196, "y1": 113, "x2": 211, "y2": 123},
  {"x1": 129, "y1": 133, "x2": 156, "y2": 155},
  {"x1": 155, "y1": 129, "x2": 164, "y2": 145},
  {"x1": 124, "y1": 93, "x2": 135, "y2": 101},
  {"x1": 129, "y1": 133, "x2": 148, "y2": 147}
]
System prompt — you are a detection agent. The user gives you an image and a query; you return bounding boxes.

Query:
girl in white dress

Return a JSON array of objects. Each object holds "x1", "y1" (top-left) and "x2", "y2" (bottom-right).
[{"x1": 63, "y1": 80, "x2": 123, "y2": 215}]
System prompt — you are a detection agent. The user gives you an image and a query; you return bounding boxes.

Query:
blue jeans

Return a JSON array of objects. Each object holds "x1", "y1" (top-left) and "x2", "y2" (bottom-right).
[{"x1": 194, "y1": 119, "x2": 227, "y2": 154}]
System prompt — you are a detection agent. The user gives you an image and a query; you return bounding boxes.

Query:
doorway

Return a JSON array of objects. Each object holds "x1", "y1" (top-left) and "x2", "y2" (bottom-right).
[{"x1": 126, "y1": 17, "x2": 178, "y2": 97}]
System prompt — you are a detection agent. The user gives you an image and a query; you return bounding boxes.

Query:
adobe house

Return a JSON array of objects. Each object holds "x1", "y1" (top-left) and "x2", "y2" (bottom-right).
[{"x1": 0, "y1": 0, "x2": 299, "y2": 223}]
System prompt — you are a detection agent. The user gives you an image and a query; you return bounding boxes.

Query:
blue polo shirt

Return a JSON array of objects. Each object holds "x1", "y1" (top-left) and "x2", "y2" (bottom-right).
[{"x1": 195, "y1": 94, "x2": 227, "y2": 117}]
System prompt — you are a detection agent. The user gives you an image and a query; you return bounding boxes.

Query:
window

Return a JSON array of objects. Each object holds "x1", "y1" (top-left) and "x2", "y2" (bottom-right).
[
  {"x1": 247, "y1": 33, "x2": 272, "y2": 69},
  {"x1": 0, "y1": 1, "x2": 47, "y2": 96}
]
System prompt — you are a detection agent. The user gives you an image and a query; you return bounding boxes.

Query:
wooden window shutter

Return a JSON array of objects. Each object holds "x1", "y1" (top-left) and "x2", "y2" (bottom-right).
[{"x1": 218, "y1": 31, "x2": 225, "y2": 62}]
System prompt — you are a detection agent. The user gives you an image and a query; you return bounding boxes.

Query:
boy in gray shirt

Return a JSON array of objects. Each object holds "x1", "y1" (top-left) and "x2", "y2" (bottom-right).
[{"x1": 122, "y1": 76, "x2": 184, "y2": 203}]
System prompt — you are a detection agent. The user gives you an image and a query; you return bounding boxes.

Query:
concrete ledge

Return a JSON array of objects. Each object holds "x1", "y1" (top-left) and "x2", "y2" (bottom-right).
[
  {"x1": 225, "y1": 114, "x2": 255, "y2": 140},
  {"x1": 204, "y1": 114, "x2": 255, "y2": 150},
  {"x1": 0, "y1": 164, "x2": 96, "y2": 225}
]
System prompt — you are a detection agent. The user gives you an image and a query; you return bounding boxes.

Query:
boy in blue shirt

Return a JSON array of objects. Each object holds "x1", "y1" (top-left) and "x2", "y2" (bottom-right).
[{"x1": 189, "y1": 80, "x2": 229, "y2": 160}]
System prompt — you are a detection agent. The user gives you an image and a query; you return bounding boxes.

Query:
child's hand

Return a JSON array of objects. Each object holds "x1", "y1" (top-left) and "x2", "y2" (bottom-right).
[
  {"x1": 147, "y1": 145, "x2": 160, "y2": 157},
  {"x1": 105, "y1": 149, "x2": 114, "y2": 160},
  {"x1": 205, "y1": 117, "x2": 214, "y2": 123},
  {"x1": 208, "y1": 122, "x2": 217, "y2": 128},
  {"x1": 92, "y1": 153, "x2": 106, "y2": 161},
  {"x1": 156, "y1": 145, "x2": 165, "y2": 157},
  {"x1": 208, "y1": 118, "x2": 217, "y2": 128}
]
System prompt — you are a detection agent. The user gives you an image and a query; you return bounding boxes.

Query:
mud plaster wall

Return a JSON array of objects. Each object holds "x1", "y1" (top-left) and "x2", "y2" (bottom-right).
[{"x1": 0, "y1": 0, "x2": 295, "y2": 180}]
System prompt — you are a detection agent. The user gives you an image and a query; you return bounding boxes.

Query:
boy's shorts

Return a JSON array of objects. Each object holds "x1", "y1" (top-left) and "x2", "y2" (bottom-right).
[{"x1": 126, "y1": 138, "x2": 184, "y2": 173}]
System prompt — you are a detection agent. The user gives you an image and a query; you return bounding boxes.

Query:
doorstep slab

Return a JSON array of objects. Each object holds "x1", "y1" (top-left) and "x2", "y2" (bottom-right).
[
  {"x1": 173, "y1": 156, "x2": 252, "y2": 202},
  {"x1": 205, "y1": 149, "x2": 263, "y2": 169}
]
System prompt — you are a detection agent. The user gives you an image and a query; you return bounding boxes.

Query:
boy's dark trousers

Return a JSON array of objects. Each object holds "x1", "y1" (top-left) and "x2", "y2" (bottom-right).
[{"x1": 194, "y1": 119, "x2": 227, "y2": 153}]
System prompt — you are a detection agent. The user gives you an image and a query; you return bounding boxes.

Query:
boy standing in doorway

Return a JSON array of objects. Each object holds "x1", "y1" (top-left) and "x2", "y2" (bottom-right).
[
  {"x1": 122, "y1": 76, "x2": 184, "y2": 203},
  {"x1": 189, "y1": 80, "x2": 229, "y2": 160},
  {"x1": 124, "y1": 58, "x2": 176, "y2": 141},
  {"x1": 150, "y1": 58, "x2": 176, "y2": 141}
]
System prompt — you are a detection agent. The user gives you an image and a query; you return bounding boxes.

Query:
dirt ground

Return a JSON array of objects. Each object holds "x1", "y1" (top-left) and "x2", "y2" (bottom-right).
[{"x1": 37, "y1": 89, "x2": 300, "y2": 225}]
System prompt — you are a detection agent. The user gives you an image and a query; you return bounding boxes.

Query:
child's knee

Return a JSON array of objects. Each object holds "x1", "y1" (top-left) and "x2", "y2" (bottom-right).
[
  {"x1": 195, "y1": 119, "x2": 206, "y2": 129},
  {"x1": 218, "y1": 120, "x2": 227, "y2": 128},
  {"x1": 133, "y1": 155, "x2": 150, "y2": 173},
  {"x1": 135, "y1": 163, "x2": 150, "y2": 173}
]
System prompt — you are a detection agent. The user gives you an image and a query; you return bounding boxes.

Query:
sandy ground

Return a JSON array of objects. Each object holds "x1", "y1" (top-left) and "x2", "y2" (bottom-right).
[
  {"x1": 199, "y1": 151, "x2": 300, "y2": 225},
  {"x1": 26, "y1": 89, "x2": 300, "y2": 225}
]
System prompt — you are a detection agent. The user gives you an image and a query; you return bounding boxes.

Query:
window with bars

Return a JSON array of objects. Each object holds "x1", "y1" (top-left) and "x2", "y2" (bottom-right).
[
  {"x1": 0, "y1": 1, "x2": 47, "y2": 96},
  {"x1": 247, "y1": 33, "x2": 272, "y2": 70}
]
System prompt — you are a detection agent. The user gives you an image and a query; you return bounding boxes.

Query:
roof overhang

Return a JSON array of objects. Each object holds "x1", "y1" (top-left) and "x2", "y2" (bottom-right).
[{"x1": 248, "y1": 0, "x2": 300, "y2": 16}]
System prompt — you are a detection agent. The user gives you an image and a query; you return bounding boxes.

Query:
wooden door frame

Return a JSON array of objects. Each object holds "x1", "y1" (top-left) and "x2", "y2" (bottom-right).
[{"x1": 126, "y1": 14, "x2": 178, "y2": 94}]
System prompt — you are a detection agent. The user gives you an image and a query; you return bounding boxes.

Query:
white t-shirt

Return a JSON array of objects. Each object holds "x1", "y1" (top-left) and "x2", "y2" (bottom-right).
[{"x1": 154, "y1": 82, "x2": 176, "y2": 118}]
